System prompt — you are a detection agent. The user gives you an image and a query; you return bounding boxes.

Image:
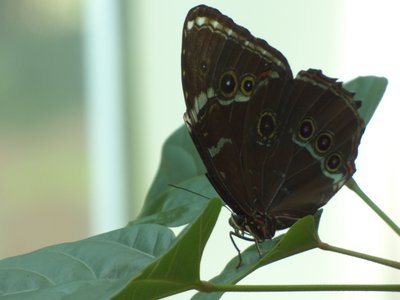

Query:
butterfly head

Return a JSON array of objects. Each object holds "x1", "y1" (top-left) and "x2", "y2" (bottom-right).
[{"x1": 229, "y1": 212, "x2": 276, "y2": 242}]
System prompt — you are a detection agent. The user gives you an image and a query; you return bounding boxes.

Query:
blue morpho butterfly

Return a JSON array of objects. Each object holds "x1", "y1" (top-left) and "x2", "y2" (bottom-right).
[{"x1": 181, "y1": 5, "x2": 365, "y2": 266}]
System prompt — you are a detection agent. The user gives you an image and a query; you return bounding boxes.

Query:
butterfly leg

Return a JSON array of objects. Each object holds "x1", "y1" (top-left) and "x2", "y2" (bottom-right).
[
  {"x1": 253, "y1": 238, "x2": 263, "y2": 258},
  {"x1": 244, "y1": 224, "x2": 263, "y2": 258},
  {"x1": 229, "y1": 231, "x2": 243, "y2": 268},
  {"x1": 229, "y1": 230, "x2": 263, "y2": 268}
]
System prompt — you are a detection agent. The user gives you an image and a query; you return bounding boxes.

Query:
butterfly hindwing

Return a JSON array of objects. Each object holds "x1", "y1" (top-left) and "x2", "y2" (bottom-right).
[{"x1": 240, "y1": 69, "x2": 365, "y2": 228}]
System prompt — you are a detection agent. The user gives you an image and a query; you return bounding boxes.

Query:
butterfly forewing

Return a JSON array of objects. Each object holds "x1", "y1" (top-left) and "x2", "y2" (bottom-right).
[{"x1": 182, "y1": 5, "x2": 292, "y2": 216}]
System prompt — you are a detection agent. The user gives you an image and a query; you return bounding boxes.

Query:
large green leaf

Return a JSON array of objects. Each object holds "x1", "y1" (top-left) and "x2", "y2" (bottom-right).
[
  {"x1": 0, "y1": 224, "x2": 175, "y2": 299},
  {"x1": 136, "y1": 125, "x2": 218, "y2": 227},
  {"x1": 0, "y1": 199, "x2": 221, "y2": 300},
  {"x1": 344, "y1": 76, "x2": 388, "y2": 124},
  {"x1": 131, "y1": 175, "x2": 217, "y2": 228},
  {"x1": 139, "y1": 126, "x2": 206, "y2": 218}
]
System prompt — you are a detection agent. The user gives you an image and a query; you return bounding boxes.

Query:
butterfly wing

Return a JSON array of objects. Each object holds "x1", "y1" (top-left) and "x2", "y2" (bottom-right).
[
  {"x1": 182, "y1": 5, "x2": 292, "y2": 215},
  {"x1": 241, "y1": 69, "x2": 365, "y2": 229},
  {"x1": 182, "y1": 6, "x2": 292, "y2": 214}
]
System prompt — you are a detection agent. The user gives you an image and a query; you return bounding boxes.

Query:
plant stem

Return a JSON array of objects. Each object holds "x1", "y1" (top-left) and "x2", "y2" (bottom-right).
[
  {"x1": 198, "y1": 281, "x2": 400, "y2": 292},
  {"x1": 346, "y1": 178, "x2": 400, "y2": 236},
  {"x1": 318, "y1": 241, "x2": 400, "y2": 269}
]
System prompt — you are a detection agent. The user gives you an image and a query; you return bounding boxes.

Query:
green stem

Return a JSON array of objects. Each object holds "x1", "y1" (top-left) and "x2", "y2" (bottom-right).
[
  {"x1": 198, "y1": 281, "x2": 400, "y2": 292},
  {"x1": 346, "y1": 178, "x2": 400, "y2": 236},
  {"x1": 319, "y1": 241, "x2": 400, "y2": 269}
]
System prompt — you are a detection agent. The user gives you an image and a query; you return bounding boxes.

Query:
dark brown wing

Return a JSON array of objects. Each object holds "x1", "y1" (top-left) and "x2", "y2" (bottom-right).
[
  {"x1": 240, "y1": 69, "x2": 365, "y2": 229},
  {"x1": 182, "y1": 5, "x2": 292, "y2": 216}
]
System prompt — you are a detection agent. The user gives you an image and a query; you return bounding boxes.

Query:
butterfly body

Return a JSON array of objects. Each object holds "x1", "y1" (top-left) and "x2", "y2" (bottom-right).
[{"x1": 182, "y1": 5, "x2": 365, "y2": 244}]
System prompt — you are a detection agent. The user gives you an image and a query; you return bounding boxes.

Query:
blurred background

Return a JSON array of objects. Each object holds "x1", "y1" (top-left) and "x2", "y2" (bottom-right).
[{"x1": 0, "y1": 0, "x2": 398, "y2": 299}]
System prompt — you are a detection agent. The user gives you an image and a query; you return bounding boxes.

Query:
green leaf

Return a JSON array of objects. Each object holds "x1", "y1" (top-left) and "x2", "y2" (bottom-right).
[
  {"x1": 136, "y1": 126, "x2": 218, "y2": 228},
  {"x1": 192, "y1": 213, "x2": 321, "y2": 300},
  {"x1": 0, "y1": 199, "x2": 221, "y2": 300},
  {"x1": 344, "y1": 76, "x2": 388, "y2": 124},
  {"x1": 132, "y1": 175, "x2": 218, "y2": 228},
  {"x1": 0, "y1": 224, "x2": 176, "y2": 300},
  {"x1": 114, "y1": 198, "x2": 221, "y2": 300},
  {"x1": 139, "y1": 126, "x2": 206, "y2": 218}
]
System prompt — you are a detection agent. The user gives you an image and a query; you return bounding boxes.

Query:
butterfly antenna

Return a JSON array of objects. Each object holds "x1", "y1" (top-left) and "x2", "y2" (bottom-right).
[
  {"x1": 168, "y1": 183, "x2": 210, "y2": 199},
  {"x1": 168, "y1": 184, "x2": 234, "y2": 213}
]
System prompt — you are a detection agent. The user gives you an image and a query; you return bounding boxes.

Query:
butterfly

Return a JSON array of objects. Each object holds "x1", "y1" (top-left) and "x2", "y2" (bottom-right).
[{"x1": 181, "y1": 5, "x2": 365, "y2": 265}]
